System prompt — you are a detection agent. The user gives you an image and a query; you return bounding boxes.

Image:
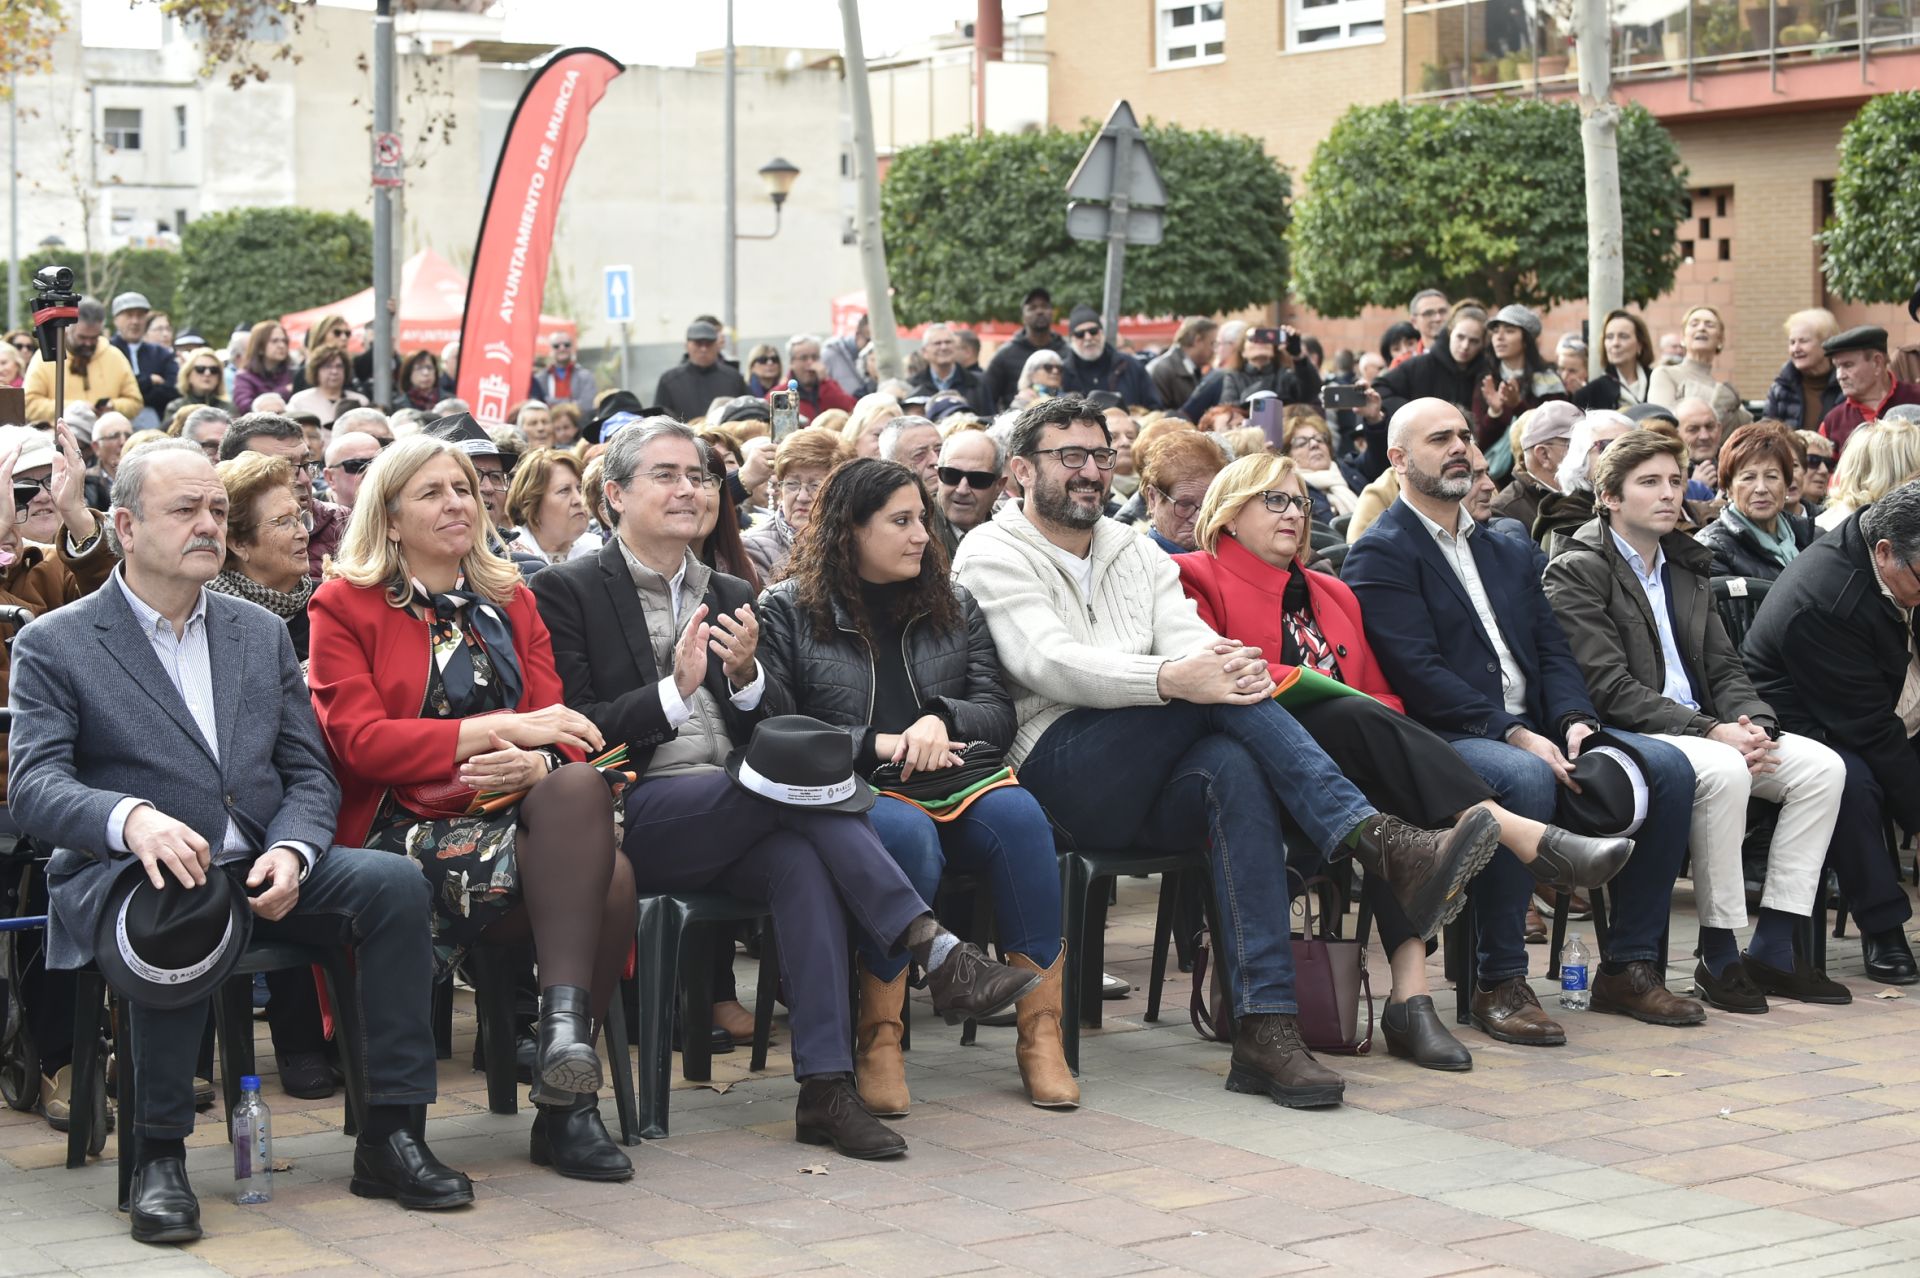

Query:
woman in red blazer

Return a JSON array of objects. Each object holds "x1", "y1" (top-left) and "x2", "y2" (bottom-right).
[
  {"x1": 309, "y1": 432, "x2": 636, "y2": 1183},
  {"x1": 1174, "y1": 450, "x2": 1601, "y2": 1073}
]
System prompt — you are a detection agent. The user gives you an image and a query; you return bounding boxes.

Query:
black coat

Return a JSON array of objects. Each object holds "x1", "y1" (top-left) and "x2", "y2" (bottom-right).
[
  {"x1": 1743, "y1": 510, "x2": 1920, "y2": 834},
  {"x1": 909, "y1": 364, "x2": 994, "y2": 417},
  {"x1": 982, "y1": 329, "x2": 1067, "y2": 411},
  {"x1": 1061, "y1": 345, "x2": 1161, "y2": 410},
  {"x1": 756, "y1": 579, "x2": 1014, "y2": 767},
  {"x1": 528, "y1": 538, "x2": 765, "y2": 773},
  {"x1": 1762, "y1": 360, "x2": 1842, "y2": 434},
  {"x1": 1693, "y1": 508, "x2": 1816, "y2": 582},
  {"x1": 1179, "y1": 359, "x2": 1320, "y2": 423},
  {"x1": 110, "y1": 335, "x2": 179, "y2": 416},
  {"x1": 652, "y1": 359, "x2": 747, "y2": 422},
  {"x1": 1363, "y1": 342, "x2": 1489, "y2": 479}
]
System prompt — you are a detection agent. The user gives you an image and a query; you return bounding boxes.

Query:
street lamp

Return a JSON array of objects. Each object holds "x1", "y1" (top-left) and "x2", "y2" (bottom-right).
[{"x1": 757, "y1": 157, "x2": 800, "y2": 209}]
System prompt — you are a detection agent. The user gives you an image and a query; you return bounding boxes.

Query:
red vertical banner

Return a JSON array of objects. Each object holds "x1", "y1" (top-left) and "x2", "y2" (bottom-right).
[{"x1": 458, "y1": 47, "x2": 625, "y2": 423}]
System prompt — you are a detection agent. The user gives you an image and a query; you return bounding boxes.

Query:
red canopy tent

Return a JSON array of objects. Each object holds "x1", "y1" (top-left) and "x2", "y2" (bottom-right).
[{"x1": 281, "y1": 248, "x2": 577, "y2": 356}]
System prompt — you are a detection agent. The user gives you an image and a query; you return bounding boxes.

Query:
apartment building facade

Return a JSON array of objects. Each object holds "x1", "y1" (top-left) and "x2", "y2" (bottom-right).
[{"x1": 1046, "y1": 0, "x2": 1920, "y2": 395}]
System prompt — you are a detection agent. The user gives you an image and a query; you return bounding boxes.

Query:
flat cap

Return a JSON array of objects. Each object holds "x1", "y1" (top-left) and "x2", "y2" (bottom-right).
[{"x1": 1822, "y1": 325, "x2": 1888, "y2": 358}]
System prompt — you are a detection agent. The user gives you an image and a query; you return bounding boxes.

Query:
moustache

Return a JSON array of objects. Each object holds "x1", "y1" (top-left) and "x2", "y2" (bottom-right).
[{"x1": 185, "y1": 536, "x2": 220, "y2": 554}]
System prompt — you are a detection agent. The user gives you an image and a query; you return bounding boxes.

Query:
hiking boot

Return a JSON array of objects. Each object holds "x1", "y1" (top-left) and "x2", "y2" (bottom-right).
[
  {"x1": 1223, "y1": 1014, "x2": 1344, "y2": 1108},
  {"x1": 1347, "y1": 808, "x2": 1500, "y2": 941}
]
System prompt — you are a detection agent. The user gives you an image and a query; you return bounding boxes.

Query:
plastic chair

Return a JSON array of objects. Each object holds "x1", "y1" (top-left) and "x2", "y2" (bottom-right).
[
  {"x1": 1710, "y1": 575, "x2": 1773, "y2": 650},
  {"x1": 628, "y1": 892, "x2": 780, "y2": 1140},
  {"x1": 1059, "y1": 847, "x2": 1192, "y2": 1073}
]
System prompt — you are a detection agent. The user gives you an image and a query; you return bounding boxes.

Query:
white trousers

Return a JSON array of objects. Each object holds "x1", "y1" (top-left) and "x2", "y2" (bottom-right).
[{"x1": 1650, "y1": 731, "x2": 1844, "y2": 928}]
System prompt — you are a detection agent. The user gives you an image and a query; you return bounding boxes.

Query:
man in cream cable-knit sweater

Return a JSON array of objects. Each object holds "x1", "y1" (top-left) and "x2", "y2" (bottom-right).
[{"x1": 957, "y1": 397, "x2": 1533, "y2": 1109}]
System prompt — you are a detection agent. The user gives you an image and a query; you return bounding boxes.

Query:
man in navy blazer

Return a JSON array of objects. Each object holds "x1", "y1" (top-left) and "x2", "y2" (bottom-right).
[{"x1": 1345, "y1": 399, "x2": 1702, "y2": 1045}]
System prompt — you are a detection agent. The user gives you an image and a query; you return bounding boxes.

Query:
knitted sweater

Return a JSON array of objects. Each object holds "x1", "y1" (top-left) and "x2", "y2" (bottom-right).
[{"x1": 952, "y1": 499, "x2": 1219, "y2": 765}]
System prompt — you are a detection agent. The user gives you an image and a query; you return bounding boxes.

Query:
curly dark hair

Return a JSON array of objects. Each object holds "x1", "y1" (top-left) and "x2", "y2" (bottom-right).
[{"x1": 787, "y1": 457, "x2": 961, "y2": 642}]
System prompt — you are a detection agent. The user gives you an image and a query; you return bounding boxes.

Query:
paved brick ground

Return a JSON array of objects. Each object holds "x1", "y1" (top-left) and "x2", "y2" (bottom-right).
[{"x1": 2, "y1": 879, "x2": 1918, "y2": 1277}]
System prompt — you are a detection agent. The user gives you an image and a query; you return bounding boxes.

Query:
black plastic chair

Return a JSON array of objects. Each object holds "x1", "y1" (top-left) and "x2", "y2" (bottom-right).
[
  {"x1": 1710, "y1": 575, "x2": 1773, "y2": 650},
  {"x1": 1060, "y1": 847, "x2": 1192, "y2": 1073},
  {"x1": 628, "y1": 892, "x2": 779, "y2": 1140}
]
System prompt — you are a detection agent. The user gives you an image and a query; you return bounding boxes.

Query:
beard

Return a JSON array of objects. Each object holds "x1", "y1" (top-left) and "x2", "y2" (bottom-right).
[
  {"x1": 1404, "y1": 454, "x2": 1472, "y2": 502},
  {"x1": 1031, "y1": 472, "x2": 1105, "y2": 530}
]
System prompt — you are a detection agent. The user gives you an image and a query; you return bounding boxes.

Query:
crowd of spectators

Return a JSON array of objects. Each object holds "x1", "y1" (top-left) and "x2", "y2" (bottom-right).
[{"x1": 3, "y1": 282, "x2": 1920, "y2": 1247}]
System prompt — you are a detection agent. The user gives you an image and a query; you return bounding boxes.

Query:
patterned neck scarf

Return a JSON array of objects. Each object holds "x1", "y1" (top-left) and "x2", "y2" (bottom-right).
[{"x1": 409, "y1": 577, "x2": 523, "y2": 709}]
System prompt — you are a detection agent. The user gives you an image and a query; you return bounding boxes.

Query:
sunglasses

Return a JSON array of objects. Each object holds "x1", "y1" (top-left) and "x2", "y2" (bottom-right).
[
  {"x1": 191, "y1": 364, "x2": 221, "y2": 375},
  {"x1": 1803, "y1": 455, "x2": 1835, "y2": 472},
  {"x1": 938, "y1": 466, "x2": 999, "y2": 490},
  {"x1": 752, "y1": 355, "x2": 779, "y2": 365},
  {"x1": 331, "y1": 456, "x2": 378, "y2": 476},
  {"x1": 12, "y1": 477, "x2": 51, "y2": 509},
  {"x1": 9, "y1": 340, "x2": 34, "y2": 354},
  {"x1": 1072, "y1": 327, "x2": 1102, "y2": 339}
]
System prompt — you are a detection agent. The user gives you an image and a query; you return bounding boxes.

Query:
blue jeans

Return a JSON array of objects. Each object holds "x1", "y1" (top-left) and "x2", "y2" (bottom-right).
[
  {"x1": 1018, "y1": 699, "x2": 1378, "y2": 1018},
  {"x1": 1451, "y1": 729, "x2": 1693, "y2": 981},
  {"x1": 861, "y1": 787, "x2": 1064, "y2": 981}
]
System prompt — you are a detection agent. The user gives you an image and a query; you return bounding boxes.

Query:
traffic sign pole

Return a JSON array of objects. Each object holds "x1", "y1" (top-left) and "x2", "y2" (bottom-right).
[{"x1": 1101, "y1": 118, "x2": 1135, "y2": 344}]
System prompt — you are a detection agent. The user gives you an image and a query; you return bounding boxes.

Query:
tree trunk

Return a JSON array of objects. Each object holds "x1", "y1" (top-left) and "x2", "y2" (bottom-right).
[{"x1": 1577, "y1": 0, "x2": 1623, "y2": 377}]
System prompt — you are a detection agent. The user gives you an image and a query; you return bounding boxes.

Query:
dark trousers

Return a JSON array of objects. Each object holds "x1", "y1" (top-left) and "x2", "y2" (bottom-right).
[
  {"x1": 1828, "y1": 746, "x2": 1916, "y2": 935},
  {"x1": 129, "y1": 847, "x2": 439, "y2": 1140},
  {"x1": 620, "y1": 772, "x2": 928, "y2": 1078}
]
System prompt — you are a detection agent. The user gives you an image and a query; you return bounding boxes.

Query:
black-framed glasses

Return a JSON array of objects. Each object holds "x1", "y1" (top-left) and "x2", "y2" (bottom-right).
[
  {"x1": 752, "y1": 355, "x2": 779, "y2": 366},
  {"x1": 1071, "y1": 326, "x2": 1101, "y2": 339},
  {"x1": 1804, "y1": 455, "x2": 1835, "y2": 472},
  {"x1": 1032, "y1": 446, "x2": 1117, "y2": 471},
  {"x1": 1258, "y1": 490, "x2": 1313, "y2": 515},
  {"x1": 937, "y1": 466, "x2": 999, "y2": 490},
  {"x1": 190, "y1": 363, "x2": 221, "y2": 376},
  {"x1": 8, "y1": 339, "x2": 34, "y2": 354},
  {"x1": 1151, "y1": 486, "x2": 1201, "y2": 519},
  {"x1": 474, "y1": 467, "x2": 512, "y2": 491},
  {"x1": 1285, "y1": 433, "x2": 1329, "y2": 453},
  {"x1": 12, "y1": 477, "x2": 51, "y2": 509}
]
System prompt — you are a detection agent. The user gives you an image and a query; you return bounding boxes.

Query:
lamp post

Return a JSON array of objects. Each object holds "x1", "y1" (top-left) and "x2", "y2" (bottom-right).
[{"x1": 723, "y1": 157, "x2": 800, "y2": 337}]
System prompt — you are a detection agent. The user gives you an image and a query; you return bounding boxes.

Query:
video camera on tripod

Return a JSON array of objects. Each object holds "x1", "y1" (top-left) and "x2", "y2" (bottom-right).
[{"x1": 27, "y1": 266, "x2": 81, "y2": 426}]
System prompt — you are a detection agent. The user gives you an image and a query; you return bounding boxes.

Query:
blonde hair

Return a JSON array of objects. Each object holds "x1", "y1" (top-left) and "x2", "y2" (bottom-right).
[
  {"x1": 811, "y1": 408, "x2": 850, "y2": 436},
  {"x1": 1194, "y1": 452, "x2": 1303, "y2": 556},
  {"x1": 843, "y1": 394, "x2": 902, "y2": 451},
  {"x1": 123, "y1": 428, "x2": 172, "y2": 458},
  {"x1": 1221, "y1": 426, "x2": 1269, "y2": 461},
  {"x1": 1825, "y1": 421, "x2": 1920, "y2": 517},
  {"x1": 1682, "y1": 305, "x2": 1726, "y2": 353},
  {"x1": 1783, "y1": 308, "x2": 1838, "y2": 342},
  {"x1": 505, "y1": 446, "x2": 584, "y2": 530},
  {"x1": 330, "y1": 435, "x2": 520, "y2": 607}
]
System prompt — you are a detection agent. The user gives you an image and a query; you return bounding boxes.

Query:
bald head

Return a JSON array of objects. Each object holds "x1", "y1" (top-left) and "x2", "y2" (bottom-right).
[
  {"x1": 1387, "y1": 397, "x2": 1469, "y2": 453},
  {"x1": 1673, "y1": 397, "x2": 1720, "y2": 461}
]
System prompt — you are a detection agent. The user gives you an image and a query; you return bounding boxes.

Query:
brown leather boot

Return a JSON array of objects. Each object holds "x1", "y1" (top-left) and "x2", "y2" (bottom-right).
[
  {"x1": 1591, "y1": 960, "x2": 1707, "y2": 1025},
  {"x1": 1224, "y1": 1014, "x2": 1345, "y2": 1108},
  {"x1": 854, "y1": 963, "x2": 910, "y2": 1118},
  {"x1": 1009, "y1": 948, "x2": 1079, "y2": 1109},
  {"x1": 1347, "y1": 808, "x2": 1501, "y2": 941}
]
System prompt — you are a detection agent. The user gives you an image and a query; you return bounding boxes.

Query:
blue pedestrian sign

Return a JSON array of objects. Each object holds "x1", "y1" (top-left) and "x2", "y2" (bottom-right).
[{"x1": 603, "y1": 265, "x2": 634, "y2": 325}]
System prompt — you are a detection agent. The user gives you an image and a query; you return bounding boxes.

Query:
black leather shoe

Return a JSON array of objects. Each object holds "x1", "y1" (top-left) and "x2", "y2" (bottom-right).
[
  {"x1": 1744, "y1": 952, "x2": 1852, "y2": 1005},
  {"x1": 1348, "y1": 808, "x2": 1500, "y2": 941},
  {"x1": 1381, "y1": 995, "x2": 1472, "y2": 1071},
  {"x1": 1862, "y1": 929, "x2": 1919, "y2": 985},
  {"x1": 1528, "y1": 827, "x2": 1633, "y2": 891},
  {"x1": 535, "y1": 985, "x2": 603, "y2": 1095},
  {"x1": 1691, "y1": 959, "x2": 1768, "y2": 1014},
  {"x1": 129, "y1": 1158, "x2": 201, "y2": 1244},
  {"x1": 795, "y1": 1073, "x2": 907, "y2": 1159},
  {"x1": 277, "y1": 1051, "x2": 338, "y2": 1100},
  {"x1": 531, "y1": 1097, "x2": 633, "y2": 1182},
  {"x1": 923, "y1": 942, "x2": 1041, "y2": 1025},
  {"x1": 350, "y1": 1130, "x2": 475, "y2": 1209}
]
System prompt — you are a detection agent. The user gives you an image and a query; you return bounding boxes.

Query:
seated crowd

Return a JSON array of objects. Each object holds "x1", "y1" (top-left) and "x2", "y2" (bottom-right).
[{"x1": 5, "y1": 289, "x2": 1920, "y2": 1249}]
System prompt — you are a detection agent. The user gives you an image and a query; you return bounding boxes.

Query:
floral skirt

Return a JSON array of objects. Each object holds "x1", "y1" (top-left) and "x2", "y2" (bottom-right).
[{"x1": 365, "y1": 792, "x2": 521, "y2": 977}]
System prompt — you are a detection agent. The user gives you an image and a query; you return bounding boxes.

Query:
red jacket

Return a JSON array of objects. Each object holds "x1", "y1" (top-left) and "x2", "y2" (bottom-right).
[
  {"x1": 1174, "y1": 534, "x2": 1405, "y2": 714},
  {"x1": 307, "y1": 576, "x2": 580, "y2": 847},
  {"x1": 798, "y1": 376, "x2": 856, "y2": 422},
  {"x1": 1820, "y1": 377, "x2": 1920, "y2": 453}
]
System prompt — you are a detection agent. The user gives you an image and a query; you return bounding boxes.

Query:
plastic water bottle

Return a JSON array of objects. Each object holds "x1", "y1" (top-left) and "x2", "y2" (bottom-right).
[
  {"x1": 1559, "y1": 934, "x2": 1592, "y2": 1011},
  {"x1": 232, "y1": 1076, "x2": 272, "y2": 1204}
]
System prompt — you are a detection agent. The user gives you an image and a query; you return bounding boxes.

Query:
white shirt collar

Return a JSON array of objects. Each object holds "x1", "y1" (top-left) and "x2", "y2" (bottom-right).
[
  {"x1": 1608, "y1": 525, "x2": 1666, "y2": 580},
  {"x1": 1402, "y1": 494, "x2": 1474, "y2": 543},
  {"x1": 114, "y1": 566, "x2": 207, "y2": 637}
]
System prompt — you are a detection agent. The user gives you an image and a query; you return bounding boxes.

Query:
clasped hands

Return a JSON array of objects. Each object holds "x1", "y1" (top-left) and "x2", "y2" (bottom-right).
[{"x1": 1158, "y1": 640, "x2": 1275, "y2": 706}]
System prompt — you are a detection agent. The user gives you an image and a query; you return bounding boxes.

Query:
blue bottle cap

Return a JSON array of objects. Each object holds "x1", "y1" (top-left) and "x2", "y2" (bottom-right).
[
  {"x1": 240, "y1": 1075, "x2": 260, "y2": 1091},
  {"x1": 788, "y1": 379, "x2": 798, "y2": 391}
]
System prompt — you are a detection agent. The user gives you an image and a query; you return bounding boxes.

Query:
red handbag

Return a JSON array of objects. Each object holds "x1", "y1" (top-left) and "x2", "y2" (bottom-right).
[{"x1": 391, "y1": 710, "x2": 507, "y2": 819}]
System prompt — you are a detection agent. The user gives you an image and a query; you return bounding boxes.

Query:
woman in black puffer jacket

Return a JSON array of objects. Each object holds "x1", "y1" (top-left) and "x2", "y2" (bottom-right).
[
  {"x1": 1362, "y1": 305, "x2": 1492, "y2": 478},
  {"x1": 757, "y1": 458, "x2": 1074, "y2": 1115}
]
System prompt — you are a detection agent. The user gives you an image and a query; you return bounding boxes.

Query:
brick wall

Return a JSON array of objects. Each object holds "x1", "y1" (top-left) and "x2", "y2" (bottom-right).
[{"x1": 1047, "y1": 3, "x2": 1920, "y2": 401}]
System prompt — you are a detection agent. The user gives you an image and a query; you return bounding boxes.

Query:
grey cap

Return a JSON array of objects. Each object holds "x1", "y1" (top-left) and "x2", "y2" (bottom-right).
[
  {"x1": 1490, "y1": 304, "x2": 1542, "y2": 339},
  {"x1": 110, "y1": 291, "x2": 152, "y2": 317},
  {"x1": 686, "y1": 320, "x2": 722, "y2": 341}
]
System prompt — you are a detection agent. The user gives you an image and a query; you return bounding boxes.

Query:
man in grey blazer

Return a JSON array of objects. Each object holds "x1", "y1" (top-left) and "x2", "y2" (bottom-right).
[{"x1": 7, "y1": 439, "x2": 473, "y2": 1244}]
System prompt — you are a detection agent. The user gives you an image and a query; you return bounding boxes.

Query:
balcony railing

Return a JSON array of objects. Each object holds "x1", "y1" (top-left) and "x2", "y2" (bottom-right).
[{"x1": 1403, "y1": 0, "x2": 1920, "y2": 100}]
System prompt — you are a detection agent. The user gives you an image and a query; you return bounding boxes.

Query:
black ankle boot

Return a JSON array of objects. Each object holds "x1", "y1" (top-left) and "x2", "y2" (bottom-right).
[
  {"x1": 535, "y1": 986, "x2": 602, "y2": 1095},
  {"x1": 530, "y1": 1095, "x2": 633, "y2": 1182}
]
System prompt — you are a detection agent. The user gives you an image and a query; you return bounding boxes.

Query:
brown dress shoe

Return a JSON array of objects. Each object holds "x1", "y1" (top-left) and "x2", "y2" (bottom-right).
[
  {"x1": 1347, "y1": 808, "x2": 1501, "y2": 941},
  {"x1": 1224, "y1": 1014, "x2": 1345, "y2": 1108},
  {"x1": 1591, "y1": 961, "x2": 1707, "y2": 1025},
  {"x1": 1469, "y1": 977, "x2": 1566, "y2": 1046},
  {"x1": 1524, "y1": 902, "x2": 1548, "y2": 944}
]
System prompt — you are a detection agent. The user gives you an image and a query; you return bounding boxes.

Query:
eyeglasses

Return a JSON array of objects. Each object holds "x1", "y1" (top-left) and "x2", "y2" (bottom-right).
[
  {"x1": 95, "y1": 431, "x2": 130, "y2": 445},
  {"x1": 474, "y1": 468, "x2": 512, "y2": 491},
  {"x1": 191, "y1": 364, "x2": 221, "y2": 376},
  {"x1": 328, "y1": 328, "x2": 352, "y2": 341},
  {"x1": 1258, "y1": 490, "x2": 1313, "y2": 515},
  {"x1": 779, "y1": 478, "x2": 824, "y2": 497},
  {"x1": 752, "y1": 355, "x2": 780, "y2": 366},
  {"x1": 644, "y1": 466, "x2": 717, "y2": 490},
  {"x1": 9, "y1": 340, "x2": 34, "y2": 354},
  {"x1": 1151, "y1": 486, "x2": 1201, "y2": 519},
  {"x1": 1032, "y1": 446, "x2": 1117, "y2": 471},
  {"x1": 1285, "y1": 433, "x2": 1329, "y2": 453},
  {"x1": 332, "y1": 456, "x2": 378, "y2": 476},
  {"x1": 261, "y1": 513, "x2": 302, "y2": 534},
  {"x1": 1803, "y1": 455, "x2": 1835, "y2": 472},
  {"x1": 298, "y1": 461, "x2": 324, "y2": 478},
  {"x1": 937, "y1": 466, "x2": 999, "y2": 490},
  {"x1": 550, "y1": 343, "x2": 573, "y2": 353},
  {"x1": 12, "y1": 477, "x2": 51, "y2": 510},
  {"x1": 1071, "y1": 326, "x2": 1102, "y2": 340},
  {"x1": 1415, "y1": 306, "x2": 1450, "y2": 321}
]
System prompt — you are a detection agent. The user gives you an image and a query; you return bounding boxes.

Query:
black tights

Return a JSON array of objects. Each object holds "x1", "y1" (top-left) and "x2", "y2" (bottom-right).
[{"x1": 482, "y1": 763, "x2": 635, "y2": 1021}]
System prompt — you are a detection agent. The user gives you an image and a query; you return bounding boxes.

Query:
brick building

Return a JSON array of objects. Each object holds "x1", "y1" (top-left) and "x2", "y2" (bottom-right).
[{"x1": 1045, "y1": 0, "x2": 1920, "y2": 397}]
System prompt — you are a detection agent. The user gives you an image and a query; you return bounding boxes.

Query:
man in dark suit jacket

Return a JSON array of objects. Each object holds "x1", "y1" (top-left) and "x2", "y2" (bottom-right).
[
  {"x1": 7, "y1": 440, "x2": 470, "y2": 1245},
  {"x1": 1345, "y1": 398, "x2": 1702, "y2": 1045},
  {"x1": 530, "y1": 418, "x2": 1028, "y2": 1162},
  {"x1": 1743, "y1": 490, "x2": 1920, "y2": 982}
]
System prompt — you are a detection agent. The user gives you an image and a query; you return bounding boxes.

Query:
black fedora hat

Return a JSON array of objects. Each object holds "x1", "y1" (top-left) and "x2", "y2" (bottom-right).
[
  {"x1": 1554, "y1": 731, "x2": 1650, "y2": 839},
  {"x1": 94, "y1": 860, "x2": 251, "y2": 1010},
  {"x1": 425, "y1": 412, "x2": 503, "y2": 461},
  {"x1": 725, "y1": 716, "x2": 875, "y2": 815}
]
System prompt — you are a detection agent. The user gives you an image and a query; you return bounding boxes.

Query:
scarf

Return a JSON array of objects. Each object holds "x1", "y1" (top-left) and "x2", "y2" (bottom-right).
[
  {"x1": 409, "y1": 578, "x2": 523, "y2": 709},
  {"x1": 1297, "y1": 466, "x2": 1358, "y2": 517},
  {"x1": 1724, "y1": 506, "x2": 1800, "y2": 569},
  {"x1": 208, "y1": 570, "x2": 315, "y2": 618}
]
